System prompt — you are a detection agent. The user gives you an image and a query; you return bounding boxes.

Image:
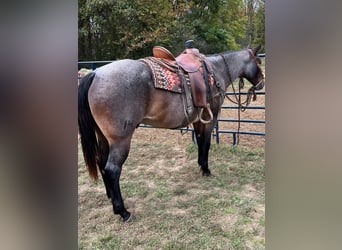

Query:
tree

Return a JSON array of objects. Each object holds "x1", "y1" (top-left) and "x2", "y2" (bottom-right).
[
  {"x1": 241, "y1": 0, "x2": 265, "y2": 50},
  {"x1": 78, "y1": 0, "x2": 265, "y2": 60},
  {"x1": 253, "y1": 0, "x2": 265, "y2": 51}
]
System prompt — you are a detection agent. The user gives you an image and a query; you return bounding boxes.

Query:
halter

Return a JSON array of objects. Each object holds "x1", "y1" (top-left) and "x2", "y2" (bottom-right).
[
  {"x1": 221, "y1": 49, "x2": 264, "y2": 109},
  {"x1": 247, "y1": 48, "x2": 265, "y2": 87},
  {"x1": 220, "y1": 49, "x2": 264, "y2": 144}
]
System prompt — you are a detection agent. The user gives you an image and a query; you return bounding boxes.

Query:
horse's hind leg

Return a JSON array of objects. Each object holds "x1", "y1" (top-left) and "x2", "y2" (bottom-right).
[
  {"x1": 95, "y1": 128, "x2": 111, "y2": 198},
  {"x1": 104, "y1": 136, "x2": 133, "y2": 222}
]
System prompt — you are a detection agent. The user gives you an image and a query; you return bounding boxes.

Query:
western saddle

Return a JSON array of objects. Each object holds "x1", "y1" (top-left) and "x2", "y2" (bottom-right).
[{"x1": 152, "y1": 40, "x2": 214, "y2": 123}]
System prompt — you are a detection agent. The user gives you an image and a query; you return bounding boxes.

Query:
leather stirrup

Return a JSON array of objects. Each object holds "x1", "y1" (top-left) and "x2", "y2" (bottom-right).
[{"x1": 199, "y1": 104, "x2": 213, "y2": 124}]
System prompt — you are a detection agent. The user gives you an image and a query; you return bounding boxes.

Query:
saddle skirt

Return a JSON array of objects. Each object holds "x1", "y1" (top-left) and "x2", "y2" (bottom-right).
[{"x1": 140, "y1": 57, "x2": 182, "y2": 93}]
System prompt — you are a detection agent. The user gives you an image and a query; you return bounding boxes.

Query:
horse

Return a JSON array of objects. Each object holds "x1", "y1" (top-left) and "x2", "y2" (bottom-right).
[{"x1": 78, "y1": 45, "x2": 265, "y2": 222}]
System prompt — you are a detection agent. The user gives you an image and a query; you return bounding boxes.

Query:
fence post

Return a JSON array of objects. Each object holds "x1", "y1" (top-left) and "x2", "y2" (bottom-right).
[
  {"x1": 215, "y1": 121, "x2": 220, "y2": 144},
  {"x1": 232, "y1": 133, "x2": 237, "y2": 145}
]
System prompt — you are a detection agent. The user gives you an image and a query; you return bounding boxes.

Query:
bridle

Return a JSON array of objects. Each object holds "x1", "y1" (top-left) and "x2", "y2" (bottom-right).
[
  {"x1": 220, "y1": 49, "x2": 264, "y2": 108},
  {"x1": 220, "y1": 49, "x2": 264, "y2": 144},
  {"x1": 247, "y1": 48, "x2": 264, "y2": 89}
]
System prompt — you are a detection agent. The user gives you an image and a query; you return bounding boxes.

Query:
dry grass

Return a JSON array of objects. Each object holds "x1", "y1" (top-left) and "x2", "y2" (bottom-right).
[{"x1": 78, "y1": 127, "x2": 265, "y2": 249}]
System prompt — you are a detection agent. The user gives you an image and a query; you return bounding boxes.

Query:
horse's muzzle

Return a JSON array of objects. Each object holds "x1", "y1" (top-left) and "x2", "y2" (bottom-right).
[{"x1": 254, "y1": 80, "x2": 265, "y2": 90}]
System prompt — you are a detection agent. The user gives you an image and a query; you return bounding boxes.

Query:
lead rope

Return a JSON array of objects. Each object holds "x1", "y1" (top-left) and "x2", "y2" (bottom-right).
[
  {"x1": 226, "y1": 77, "x2": 256, "y2": 110},
  {"x1": 237, "y1": 80, "x2": 242, "y2": 145},
  {"x1": 235, "y1": 78, "x2": 245, "y2": 145},
  {"x1": 229, "y1": 78, "x2": 243, "y2": 145},
  {"x1": 220, "y1": 54, "x2": 243, "y2": 145}
]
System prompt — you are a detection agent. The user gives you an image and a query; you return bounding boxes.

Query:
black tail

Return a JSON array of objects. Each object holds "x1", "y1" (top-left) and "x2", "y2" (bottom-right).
[{"x1": 78, "y1": 72, "x2": 99, "y2": 179}]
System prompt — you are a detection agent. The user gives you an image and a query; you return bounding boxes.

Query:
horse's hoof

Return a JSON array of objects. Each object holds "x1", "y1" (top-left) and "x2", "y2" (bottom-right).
[
  {"x1": 121, "y1": 213, "x2": 134, "y2": 223},
  {"x1": 202, "y1": 170, "x2": 211, "y2": 176}
]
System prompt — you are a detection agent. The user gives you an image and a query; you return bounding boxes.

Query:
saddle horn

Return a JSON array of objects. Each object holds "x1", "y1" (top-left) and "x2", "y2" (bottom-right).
[{"x1": 185, "y1": 40, "x2": 194, "y2": 49}]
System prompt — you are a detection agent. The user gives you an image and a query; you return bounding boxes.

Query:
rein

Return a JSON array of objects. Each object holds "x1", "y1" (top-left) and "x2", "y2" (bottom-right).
[
  {"x1": 220, "y1": 50, "x2": 262, "y2": 145},
  {"x1": 220, "y1": 51, "x2": 260, "y2": 110},
  {"x1": 219, "y1": 53, "x2": 254, "y2": 110}
]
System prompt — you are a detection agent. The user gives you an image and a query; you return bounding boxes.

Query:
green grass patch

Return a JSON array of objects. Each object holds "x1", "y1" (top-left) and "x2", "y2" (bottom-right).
[{"x1": 79, "y1": 140, "x2": 264, "y2": 249}]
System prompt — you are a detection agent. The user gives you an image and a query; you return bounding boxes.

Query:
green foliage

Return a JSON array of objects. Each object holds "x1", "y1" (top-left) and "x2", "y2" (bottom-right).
[
  {"x1": 253, "y1": 0, "x2": 265, "y2": 50},
  {"x1": 242, "y1": 0, "x2": 265, "y2": 50},
  {"x1": 78, "y1": 0, "x2": 265, "y2": 60}
]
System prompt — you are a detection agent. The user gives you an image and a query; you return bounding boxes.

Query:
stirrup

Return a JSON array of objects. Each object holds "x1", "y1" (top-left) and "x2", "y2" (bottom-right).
[{"x1": 199, "y1": 104, "x2": 213, "y2": 124}]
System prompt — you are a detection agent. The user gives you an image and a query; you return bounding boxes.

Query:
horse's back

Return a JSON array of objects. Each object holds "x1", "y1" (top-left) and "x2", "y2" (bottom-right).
[
  {"x1": 92, "y1": 59, "x2": 152, "y2": 90},
  {"x1": 88, "y1": 58, "x2": 190, "y2": 132}
]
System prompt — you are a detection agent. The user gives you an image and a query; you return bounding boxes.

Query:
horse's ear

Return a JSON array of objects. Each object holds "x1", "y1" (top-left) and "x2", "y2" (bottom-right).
[{"x1": 252, "y1": 45, "x2": 262, "y2": 55}]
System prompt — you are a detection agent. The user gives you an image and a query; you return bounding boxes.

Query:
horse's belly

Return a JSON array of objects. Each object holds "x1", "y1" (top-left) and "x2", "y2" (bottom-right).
[
  {"x1": 142, "y1": 92, "x2": 190, "y2": 129},
  {"x1": 142, "y1": 109, "x2": 187, "y2": 129}
]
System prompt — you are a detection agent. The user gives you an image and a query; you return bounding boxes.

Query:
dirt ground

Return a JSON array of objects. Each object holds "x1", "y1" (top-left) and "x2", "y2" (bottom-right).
[{"x1": 218, "y1": 87, "x2": 265, "y2": 148}]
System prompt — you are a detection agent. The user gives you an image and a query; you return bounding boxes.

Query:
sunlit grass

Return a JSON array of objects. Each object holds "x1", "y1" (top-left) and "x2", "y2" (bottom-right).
[{"x1": 78, "y1": 138, "x2": 264, "y2": 249}]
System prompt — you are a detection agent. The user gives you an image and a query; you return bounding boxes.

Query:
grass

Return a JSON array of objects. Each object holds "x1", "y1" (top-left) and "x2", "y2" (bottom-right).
[{"x1": 78, "y1": 135, "x2": 264, "y2": 249}]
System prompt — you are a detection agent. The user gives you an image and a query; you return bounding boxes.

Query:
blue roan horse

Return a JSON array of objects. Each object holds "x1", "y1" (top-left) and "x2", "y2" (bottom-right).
[{"x1": 78, "y1": 45, "x2": 264, "y2": 222}]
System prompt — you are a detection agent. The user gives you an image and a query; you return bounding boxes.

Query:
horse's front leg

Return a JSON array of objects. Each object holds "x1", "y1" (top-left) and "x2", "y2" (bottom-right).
[{"x1": 193, "y1": 120, "x2": 216, "y2": 176}]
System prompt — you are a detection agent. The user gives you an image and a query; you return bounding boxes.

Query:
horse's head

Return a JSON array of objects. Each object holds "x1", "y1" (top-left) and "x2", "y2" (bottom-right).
[{"x1": 240, "y1": 45, "x2": 265, "y2": 91}]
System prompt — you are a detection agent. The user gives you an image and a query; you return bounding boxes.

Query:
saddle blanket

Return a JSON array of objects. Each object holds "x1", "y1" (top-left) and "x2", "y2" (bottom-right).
[{"x1": 140, "y1": 57, "x2": 182, "y2": 93}]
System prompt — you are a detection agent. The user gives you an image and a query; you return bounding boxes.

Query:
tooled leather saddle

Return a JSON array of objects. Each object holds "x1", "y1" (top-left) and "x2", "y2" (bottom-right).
[{"x1": 148, "y1": 40, "x2": 214, "y2": 109}]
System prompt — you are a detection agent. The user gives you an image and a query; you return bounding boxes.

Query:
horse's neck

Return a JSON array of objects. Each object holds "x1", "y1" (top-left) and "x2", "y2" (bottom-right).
[{"x1": 208, "y1": 51, "x2": 244, "y2": 90}]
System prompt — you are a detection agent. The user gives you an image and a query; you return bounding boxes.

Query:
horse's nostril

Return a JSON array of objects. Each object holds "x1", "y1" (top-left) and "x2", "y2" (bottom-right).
[{"x1": 254, "y1": 80, "x2": 264, "y2": 90}]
